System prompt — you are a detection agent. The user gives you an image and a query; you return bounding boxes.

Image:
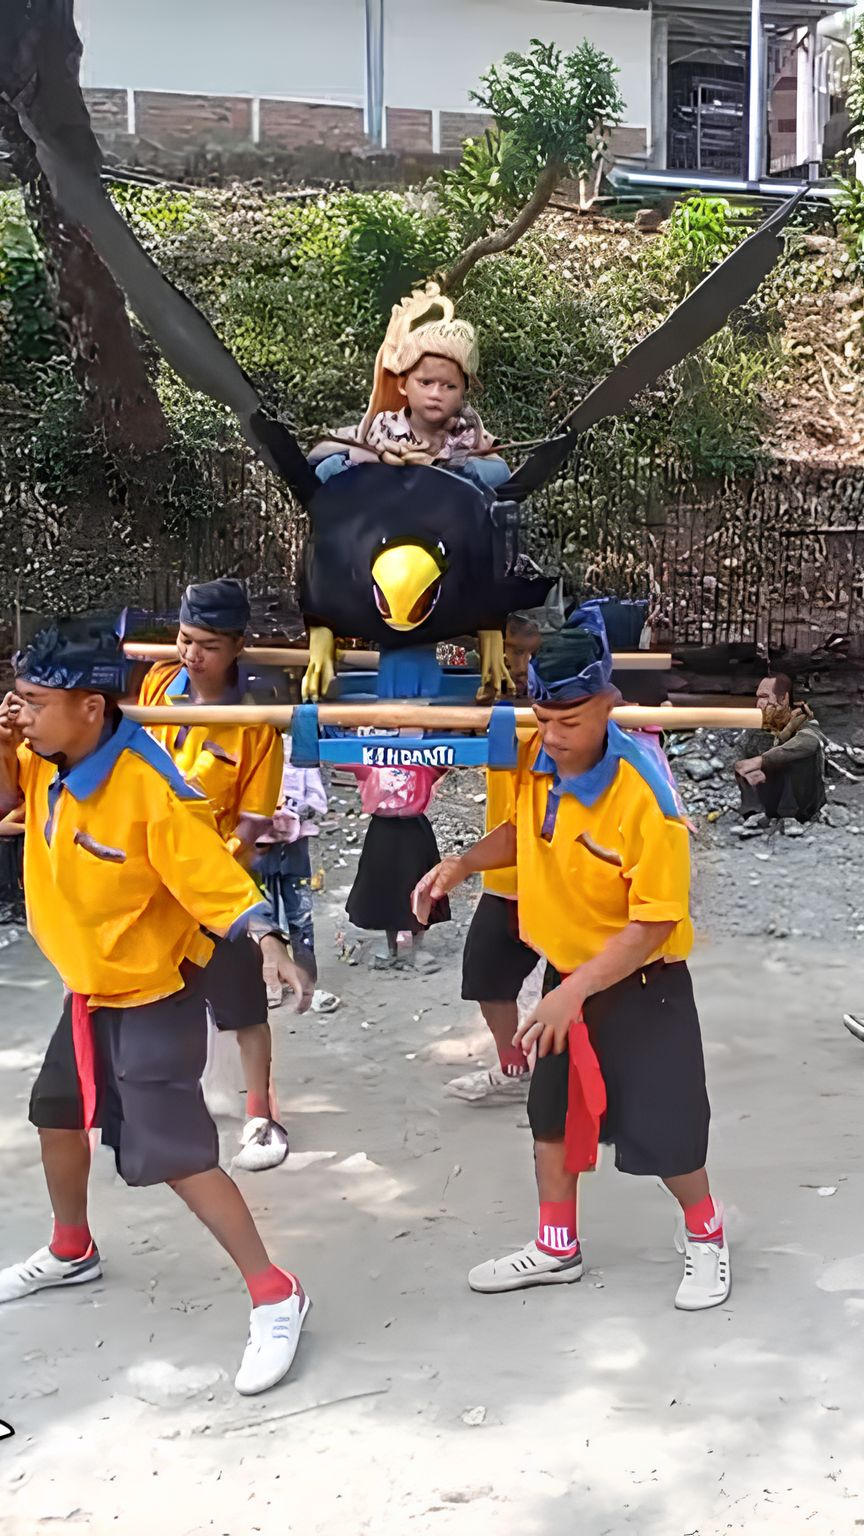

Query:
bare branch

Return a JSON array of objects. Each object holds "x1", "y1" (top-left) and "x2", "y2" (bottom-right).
[{"x1": 441, "y1": 162, "x2": 563, "y2": 295}]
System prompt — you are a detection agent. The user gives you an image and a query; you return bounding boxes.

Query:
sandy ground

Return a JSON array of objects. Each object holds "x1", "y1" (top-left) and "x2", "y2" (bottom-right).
[{"x1": 2, "y1": 811, "x2": 864, "y2": 1535}]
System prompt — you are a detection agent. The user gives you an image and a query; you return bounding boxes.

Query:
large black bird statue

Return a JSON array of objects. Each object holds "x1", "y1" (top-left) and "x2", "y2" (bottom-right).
[
  {"x1": 300, "y1": 462, "x2": 552, "y2": 698},
  {"x1": 1, "y1": 0, "x2": 809, "y2": 700}
]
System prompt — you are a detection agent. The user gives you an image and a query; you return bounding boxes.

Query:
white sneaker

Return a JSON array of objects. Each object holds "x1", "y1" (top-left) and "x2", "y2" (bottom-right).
[
  {"x1": 843, "y1": 1013, "x2": 864, "y2": 1043},
  {"x1": 675, "y1": 1232, "x2": 731, "y2": 1311},
  {"x1": 266, "y1": 985, "x2": 284, "y2": 1010},
  {"x1": 469, "y1": 1239, "x2": 583, "y2": 1294},
  {"x1": 311, "y1": 990, "x2": 340, "y2": 1014},
  {"x1": 234, "y1": 1284, "x2": 311, "y2": 1395},
  {"x1": 233, "y1": 1118, "x2": 290, "y2": 1173},
  {"x1": 0, "y1": 1243, "x2": 102, "y2": 1303},
  {"x1": 445, "y1": 1066, "x2": 530, "y2": 1104}
]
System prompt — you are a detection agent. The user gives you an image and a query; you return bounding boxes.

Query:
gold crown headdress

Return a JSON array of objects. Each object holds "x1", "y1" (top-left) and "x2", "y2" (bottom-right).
[{"x1": 357, "y1": 284, "x2": 480, "y2": 442}]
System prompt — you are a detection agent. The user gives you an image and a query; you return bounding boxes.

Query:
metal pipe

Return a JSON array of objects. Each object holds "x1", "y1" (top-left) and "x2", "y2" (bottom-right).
[
  {"x1": 748, "y1": 0, "x2": 765, "y2": 181},
  {"x1": 609, "y1": 168, "x2": 829, "y2": 200},
  {"x1": 364, "y1": 0, "x2": 385, "y2": 146},
  {"x1": 123, "y1": 643, "x2": 674, "y2": 672},
  {"x1": 124, "y1": 702, "x2": 762, "y2": 731}
]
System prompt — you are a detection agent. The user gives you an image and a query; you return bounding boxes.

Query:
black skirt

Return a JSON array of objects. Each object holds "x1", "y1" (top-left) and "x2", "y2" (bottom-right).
[{"x1": 346, "y1": 814, "x2": 451, "y2": 934}]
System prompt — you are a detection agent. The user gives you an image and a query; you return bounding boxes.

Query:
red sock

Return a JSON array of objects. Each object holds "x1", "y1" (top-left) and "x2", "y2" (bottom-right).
[
  {"x1": 684, "y1": 1194, "x2": 724, "y2": 1244},
  {"x1": 497, "y1": 1042, "x2": 529, "y2": 1078},
  {"x1": 246, "y1": 1091, "x2": 270, "y2": 1121},
  {"x1": 537, "y1": 1200, "x2": 579, "y2": 1257},
  {"x1": 245, "y1": 1264, "x2": 298, "y2": 1308},
  {"x1": 50, "y1": 1221, "x2": 92, "y2": 1261}
]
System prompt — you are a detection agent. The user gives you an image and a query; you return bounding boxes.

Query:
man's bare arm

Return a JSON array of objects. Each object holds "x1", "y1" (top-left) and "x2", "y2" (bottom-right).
[{"x1": 0, "y1": 694, "x2": 23, "y2": 817}]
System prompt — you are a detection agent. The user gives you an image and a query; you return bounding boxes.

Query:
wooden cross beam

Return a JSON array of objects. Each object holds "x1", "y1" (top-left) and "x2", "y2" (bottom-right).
[
  {"x1": 123, "y1": 643, "x2": 674, "y2": 673},
  {"x1": 124, "y1": 701, "x2": 761, "y2": 731}
]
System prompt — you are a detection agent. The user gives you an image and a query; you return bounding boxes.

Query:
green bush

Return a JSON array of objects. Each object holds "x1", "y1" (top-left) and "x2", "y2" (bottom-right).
[
  {"x1": 0, "y1": 175, "x2": 825, "y2": 542},
  {"x1": 836, "y1": 177, "x2": 864, "y2": 278},
  {"x1": 654, "y1": 194, "x2": 754, "y2": 297},
  {"x1": 0, "y1": 191, "x2": 61, "y2": 372}
]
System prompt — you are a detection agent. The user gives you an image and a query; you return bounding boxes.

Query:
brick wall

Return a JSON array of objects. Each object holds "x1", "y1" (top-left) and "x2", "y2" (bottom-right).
[
  {"x1": 260, "y1": 99, "x2": 366, "y2": 151},
  {"x1": 440, "y1": 111, "x2": 495, "y2": 152},
  {"x1": 85, "y1": 86, "x2": 646, "y2": 177},
  {"x1": 136, "y1": 92, "x2": 253, "y2": 147},
  {"x1": 385, "y1": 107, "x2": 433, "y2": 153},
  {"x1": 83, "y1": 87, "x2": 128, "y2": 134},
  {"x1": 608, "y1": 124, "x2": 647, "y2": 159}
]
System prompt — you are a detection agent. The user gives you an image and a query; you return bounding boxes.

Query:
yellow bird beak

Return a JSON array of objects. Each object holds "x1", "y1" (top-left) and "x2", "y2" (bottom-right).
[{"x1": 371, "y1": 542, "x2": 445, "y2": 632}]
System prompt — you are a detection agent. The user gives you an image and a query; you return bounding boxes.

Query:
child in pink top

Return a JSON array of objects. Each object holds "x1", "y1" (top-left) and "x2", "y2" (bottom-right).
[{"x1": 346, "y1": 765, "x2": 450, "y2": 969}]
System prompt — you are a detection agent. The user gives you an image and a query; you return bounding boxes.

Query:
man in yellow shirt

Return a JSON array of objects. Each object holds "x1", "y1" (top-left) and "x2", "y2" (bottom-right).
[
  {"x1": 138, "y1": 579, "x2": 289, "y2": 1171},
  {"x1": 0, "y1": 615, "x2": 312, "y2": 1393},
  {"x1": 415, "y1": 610, "x2": 729, "y2": 1312},
  {"x1": 449, "y1": 616, "x2": 542, "y2": 1104}
]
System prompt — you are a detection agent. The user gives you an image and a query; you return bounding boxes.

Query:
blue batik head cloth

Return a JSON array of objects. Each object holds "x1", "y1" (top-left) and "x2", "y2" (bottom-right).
[
  {"x1": 529, "y1": 603, "x2": 613, "y2": 704},
  {"x1": 179, "y1": 578, "x2": 250, "y2": 635},
  {"x1": 14, "y1": 611, "x2": 131, "y2": 695}
]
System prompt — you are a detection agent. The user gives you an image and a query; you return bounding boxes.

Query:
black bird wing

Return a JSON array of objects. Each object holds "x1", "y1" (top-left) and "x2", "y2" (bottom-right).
[{"x1": 502, "y1": 188, "x2": 809, "y2": 502}]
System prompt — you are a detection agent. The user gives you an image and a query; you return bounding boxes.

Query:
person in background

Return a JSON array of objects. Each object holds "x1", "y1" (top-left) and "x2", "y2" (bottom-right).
[
  {"x1": 138, "y1": 578, "x2": 290, "y2": 1171},
  {"x1": 0, "y1": 804, "x2": 25, "y2": 925},
  {"x1": 346, "y1": 761, "x2": 450, "y2": 971},
  {"x1": 735, "y1": 674, "x2": 825, "y2": 828},
  {"x1": 448, "y1": 615, "x2": 543, "y2": 1104},
  {"x1": 254, "y1": 736, "x2": 329, "y2": 1008}
]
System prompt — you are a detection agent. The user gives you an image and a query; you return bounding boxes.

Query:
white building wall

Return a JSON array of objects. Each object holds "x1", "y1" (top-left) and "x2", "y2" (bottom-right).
[
  {"x1": 74, "y1": 0, "x2": 366, "y2": 104},
  {"x1": 75, "y1": 0, "x2": 649, "y2": 125},
  {"x1": 384, "y1": 0, "x2": 651, "y2": 127}
]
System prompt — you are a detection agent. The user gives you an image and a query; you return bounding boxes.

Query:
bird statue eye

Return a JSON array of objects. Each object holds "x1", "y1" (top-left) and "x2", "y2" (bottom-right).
[{"x1": 436, "y1": 541, "x2": 446, "y2": 558}]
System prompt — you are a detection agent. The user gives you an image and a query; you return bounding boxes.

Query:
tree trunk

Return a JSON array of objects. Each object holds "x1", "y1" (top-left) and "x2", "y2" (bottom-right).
[
  {"x1": 440, "y1": 161, "x2": 564, "y2": 296},
  {"x1": 0, "y1": 11, "x2": 169, "y2": 459},
  {"x1": 28, "y1": 171, "x2": 170, "y2": 456}
]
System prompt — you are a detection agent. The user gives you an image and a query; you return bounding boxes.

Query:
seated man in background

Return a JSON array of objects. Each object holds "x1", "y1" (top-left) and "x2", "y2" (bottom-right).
[{"x1": 735, "y1": 673, "x2": 825, "y2": 827}]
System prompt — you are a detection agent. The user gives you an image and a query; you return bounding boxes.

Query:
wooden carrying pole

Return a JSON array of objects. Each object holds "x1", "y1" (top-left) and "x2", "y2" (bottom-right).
[
  {"x1": 123, "y1": 642, "x2": 673, "y2": 673},
  {"x1": 125, "y1": 701, "x2": 761, "y2": 731}
]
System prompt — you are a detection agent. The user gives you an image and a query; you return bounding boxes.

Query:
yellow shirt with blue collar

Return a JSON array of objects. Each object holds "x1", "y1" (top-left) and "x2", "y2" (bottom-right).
[
  {"x1": 138, "y1": 662, "x2": 283, "y2": 851},
  {"x1": 483, "y1": 719, "x2": 538, "y2": 900},
  {"x1": 17, "y1": 717, "x2": 263, "y2": 1009},
  {"x1": 482, "y1": 766, "x2": 518, "y2": 899},
  {"x1": 509, "y1": 721, "x2": 693, "y2": 974}
]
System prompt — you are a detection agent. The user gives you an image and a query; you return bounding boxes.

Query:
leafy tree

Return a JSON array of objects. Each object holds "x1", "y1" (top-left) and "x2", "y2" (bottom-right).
[
  {"x1": 439, "y1": 38, "x2": 624, "y2": 292},
  {"x1": 0, "y1": 2, "x2": 168, "y2": 459}
]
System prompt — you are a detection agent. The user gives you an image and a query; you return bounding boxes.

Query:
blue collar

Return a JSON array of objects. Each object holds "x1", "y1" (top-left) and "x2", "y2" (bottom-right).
[
  {"x1": 55, "y1": 715, "x2": 143, "y2": 802},
  {"x1": 532, "y1": 722, "x2": 627, "y2": 807},
  {"x1": 166, "y1": 663, "x2": 246, "y2": 705},
  {"x1": 166, "y1": 665, "x2": 190, "y2": 700},
  {"x1": 532, "y1": 720, "x2": 681, "y2": 821}
]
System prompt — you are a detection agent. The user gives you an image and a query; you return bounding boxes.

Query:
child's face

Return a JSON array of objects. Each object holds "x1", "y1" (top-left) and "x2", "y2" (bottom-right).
[
  {"x1": 399, "y1": 356, "x2": 466, "y2": 428},
  {"x1": 504, "y1": 626, "x2": 540, "y2": 695}
]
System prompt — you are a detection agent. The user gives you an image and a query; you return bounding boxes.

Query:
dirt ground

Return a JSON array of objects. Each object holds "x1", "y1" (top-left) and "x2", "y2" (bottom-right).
[{"x1": 2, "y1": 754, "x2": 864, "y2": 1536}]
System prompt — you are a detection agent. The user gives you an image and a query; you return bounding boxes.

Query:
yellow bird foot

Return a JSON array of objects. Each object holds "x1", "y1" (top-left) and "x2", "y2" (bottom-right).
[
  {"x1": 477, "y1": 630, "x2": 515, "y2": 700},
  {"x1": 302, "y1": 627, "x2": 337, "y2": 702}
]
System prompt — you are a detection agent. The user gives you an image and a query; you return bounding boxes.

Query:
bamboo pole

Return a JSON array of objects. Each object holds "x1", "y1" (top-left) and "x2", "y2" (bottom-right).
[
  {"x1": 123, "y1": 642, "x2": 673, "y2": 672},
  {"x1": 124, "y1": 701, "x2": 761, "y2": 731}
]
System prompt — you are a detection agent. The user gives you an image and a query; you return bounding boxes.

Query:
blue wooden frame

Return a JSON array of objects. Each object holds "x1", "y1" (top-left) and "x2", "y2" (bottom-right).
[{"x1": 290, "y1": 703, "x2": 519, "y2": 770}]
